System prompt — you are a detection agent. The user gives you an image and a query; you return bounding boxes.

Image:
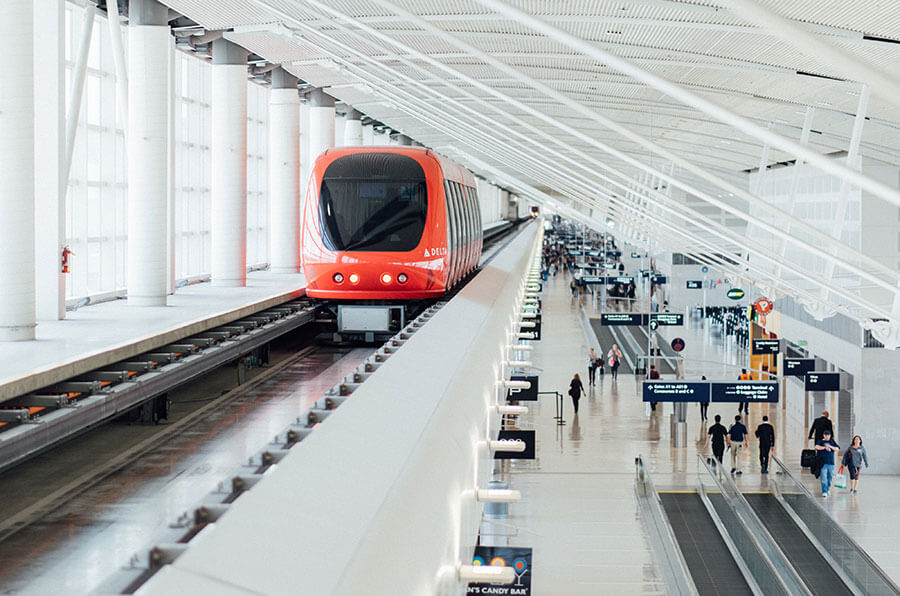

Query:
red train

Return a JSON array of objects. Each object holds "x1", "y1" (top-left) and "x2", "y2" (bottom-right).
[{"x1": 301, "y1": 146, "x2": 483, "y2": 301}]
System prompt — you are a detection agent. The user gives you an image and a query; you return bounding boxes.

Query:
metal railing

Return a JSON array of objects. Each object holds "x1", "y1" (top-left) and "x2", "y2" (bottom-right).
[
  {"x1": 697, "y1": 456, "x2": 812, "y2": 596},
  {"x1": 770, "y1": 456, "x2": 900, "y2": 595},
  {"x1": 634, "y1": 456, "x2": 698, "y2": 596}
]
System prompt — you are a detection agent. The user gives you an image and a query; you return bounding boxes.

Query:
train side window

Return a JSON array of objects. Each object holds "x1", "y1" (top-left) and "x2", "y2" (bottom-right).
[
  {"x1": 451, "y1": 181, "x2": 464, "y2": 282},
  {"x1": 470, "y1": 186, "x2": 483, "y2": 254},
  {"x1": 454, "y1": 181, "x2": 469, "y2": 271},
  {"x1": 464, "y1": 184, "x2": 475, "y2": 270},
  {"x1": 444, "y1": 180, "x2": 458, "y2": 284},
  {"x1": 460, "y1": 181, "x2": 473, "y2": 271}
]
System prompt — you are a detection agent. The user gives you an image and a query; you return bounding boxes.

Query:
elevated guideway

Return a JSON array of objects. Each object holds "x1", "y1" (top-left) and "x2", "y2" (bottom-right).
[{"x1": 125, "y1": 223, "x2": 543, "y2": 594}]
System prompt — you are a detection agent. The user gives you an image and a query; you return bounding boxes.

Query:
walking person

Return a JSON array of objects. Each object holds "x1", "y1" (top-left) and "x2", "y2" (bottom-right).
[
  {"x1": 568, "y1": 373, "x2": 584, "y2": 415},
  {"x1": 808, "y1": 410, "x2": 834, "y2": 444},
  {"x1": 841, "y1": 435, "x2": 869, "y2": 494},
  {"x1": 737, "y1": 369, "x2": 751, "y2": 415},
  {"x1": 607, "y1": 344, "x2": 623, "y2": 380},
  {"x1": 699, "y1": 376, "x2": 708, "y2": 421},
  {"x1": 647, "y1": 364, "x2": 660, "y2": 411},
  {"x1": 728, "y1": 415, "x2": 749, "y2": 475},
  {"x1": 755, "y1": 415, "x2": 775, "y2": 474},
  {"x1": 815, "y1": 430, "x2": 840, "y2": 498},
  {"x1": 705, "y1": 414, "x2": 728, "y2": 464},
  {"x1": 587, "y1": 348, "x2": 599, "y2": 386}
]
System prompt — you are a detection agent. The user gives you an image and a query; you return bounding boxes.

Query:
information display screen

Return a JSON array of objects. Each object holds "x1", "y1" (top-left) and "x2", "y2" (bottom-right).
[
  {"x1": 805, "y1": 372, "x2": 840, "y2": 391},
  {"x1": 581, "y1": 275, "x2": 605, "y2": 284},
  {"x1": 784, "y1": 358, "x2": 815, "y2": 377},
  {"x1": 607, "y1": 276, "x2": 634, "y2": 285},
  {"x1": 752, "y1": 339, "x2": 781, "y2": 355},
  {"x1": 642, "y1": 382, "x2": 710, "y2": 402},
  {"x1": 601, "y1": 313, "x2": 644, "y2": 326},
  {"x1": 651, "y1": 313, "x2": 684, "y2": 326},
  {"x1": 710, "y1": 382, "x2": 779, "y2": 403},
  {"x1": 686, "y1": 280, "x2": 702, "y2": 289}
]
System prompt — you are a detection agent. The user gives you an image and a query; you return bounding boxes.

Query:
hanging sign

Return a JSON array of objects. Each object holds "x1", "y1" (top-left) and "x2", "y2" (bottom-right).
[
  {"x1": 726, "y1": 288, "x2": 745, "y2": 300},
  {"x1": 467, "y1": 546, "x2": 532, "y2": 595},
  {"x1": 686, "y1": 280, "x2": 702, "y2": 289},
  {"x1": 751, "y1": 339, "x2": 781, "y2": 355},
  {"x1": 754, "y1": 297, "x2": 773, "y2": 314}
]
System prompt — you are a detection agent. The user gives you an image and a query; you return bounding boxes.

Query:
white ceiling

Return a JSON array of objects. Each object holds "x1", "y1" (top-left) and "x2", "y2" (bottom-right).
[{"x1": 158, "y1": 0, "x2": 900, "y2": 332}]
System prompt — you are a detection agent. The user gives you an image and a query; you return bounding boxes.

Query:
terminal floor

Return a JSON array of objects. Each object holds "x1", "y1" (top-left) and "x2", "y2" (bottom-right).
[
  {"x1": 0, "y1": 271, "x2": 305, "y2": 401},
  {"x1": 493, "y1": 272, "x2": 900, "y2": 593}
]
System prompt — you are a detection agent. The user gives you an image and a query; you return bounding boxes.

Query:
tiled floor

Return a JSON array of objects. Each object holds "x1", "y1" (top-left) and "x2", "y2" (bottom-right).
[{"x1": 491, "y1": 270, "x2": 900, "y2": 593}]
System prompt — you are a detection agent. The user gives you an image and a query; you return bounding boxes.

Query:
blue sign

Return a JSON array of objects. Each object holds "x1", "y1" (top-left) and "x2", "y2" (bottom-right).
[
  {"x1": 711, "y1": 382, "x2": 779, "y2": 403},
  {"x1": 642, "y1": 382, "x2": 710, "y2": 402},
  {"x1": 701, "y1": 266, "x2": 709, "y2": 273}
]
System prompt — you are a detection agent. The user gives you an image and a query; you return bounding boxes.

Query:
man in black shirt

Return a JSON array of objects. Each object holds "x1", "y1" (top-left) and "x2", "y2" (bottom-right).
[
  {"x1": 728, "y1": 415, "x2": 749, "y2": 475},
  {"x1": 755, "y1": 415, "x2": 775, "y2": 474},
  {"x1": 808, "y1": 410, "x2": 834, "y2": 444},
  {"x1": 704, "y1": 414, "x2": 728, "y2": 464}
]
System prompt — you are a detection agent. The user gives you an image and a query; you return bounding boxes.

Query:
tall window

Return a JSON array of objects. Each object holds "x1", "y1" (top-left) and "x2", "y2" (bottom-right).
[
  {"x1": 65, "y1": 4, "x2": 127, "y2": 300},
  {"x1": 173, "y1": 51, "x2": 212, "y2": 280},
  {"x1": 246, "y1": 83, "x2": 269, "y2": 268}
]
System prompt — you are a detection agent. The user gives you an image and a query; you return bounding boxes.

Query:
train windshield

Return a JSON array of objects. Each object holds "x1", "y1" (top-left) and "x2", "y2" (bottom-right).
[{"x1": 319, "y1": 153, "x2": 428, "y2": 252}]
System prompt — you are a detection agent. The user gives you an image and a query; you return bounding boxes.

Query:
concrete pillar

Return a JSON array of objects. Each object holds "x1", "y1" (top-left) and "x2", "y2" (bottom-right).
[
  {"x1": 308, "y1": 88, "x2": 335, "y2": 167},
  {"x1": 127, "y1": 0, "x2": 170, "y2": 305},
  {"x1": 299, "y1": 102, "x2": 311, "y2": 213},
  {"x1": 0, "y1": 1, "x2": 36, "y2": 340},
  {"x1": 210, "y1": 39, "x2": 248, "y2": 287},
  {"x1": 333, "y1": 113, "x2": 346, "y2": 148},
  {"x1": 343, "y1": 108, "x2": 363, "y2": 146},
  {"x1": 268, "y1": 68, "x2": 300, "y2": 273},
  {"x1": 34, "y1": 0, "x2": 66, "y2": 321},
  {"x1": 362, "y1": 122, "x2": 374, "y2": 146}
]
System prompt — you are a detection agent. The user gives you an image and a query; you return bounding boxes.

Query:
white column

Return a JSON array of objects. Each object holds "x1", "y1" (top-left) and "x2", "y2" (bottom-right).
[
  {"x1": 210, "y1": 39, "x2": 248, "y2": 287},
  {"x1": 299, "y1": 102, "x2": 310, "y2": 213},
  {"x1": 1, "y1": 1, "x2": 35, "y2": 340},
  {"x1": 268, "y1": 69, "x2": 300, "y2": 273},
  {"x1": 34, "y1": 0, "x2": 66, "y2": 321},
  {"x1": 343, "y1": 108, "x2": 363, "y2": 146},
  {"x1": 308, "y1": 89, "x2": 335, "y2": 168},
  {"x1": 127, "y1": 0, "x2": 170, "y2": 306},
  {"x1": 362, "y1": 122, "x2": 374, "y2": 146}
]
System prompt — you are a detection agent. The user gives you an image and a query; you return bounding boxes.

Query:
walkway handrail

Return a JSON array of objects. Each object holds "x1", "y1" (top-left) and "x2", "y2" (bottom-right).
[
  {"x1": 634, "y1": 455, "x2": 698, "y2": 596},
  {"x1": 771, "y1": 455, "x2": 900, "y2": 595},
  {"x1": 697, "y1": 455, "x2": 813, "y2": 596}
]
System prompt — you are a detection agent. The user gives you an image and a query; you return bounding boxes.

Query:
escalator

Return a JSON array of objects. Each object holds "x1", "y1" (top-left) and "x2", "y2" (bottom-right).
[
  {"x1": 744, "y1": 492, "x2": 852, "y2": 595},
  {"x1": 659, "y1": 491, "x2": 753, "y2": 595},
  {"x1": 624, "y1": 325, "x2": 677, "y2": 376},
  {"x1": 588, "y1": 318, "x2": 634, "y2": 374}
]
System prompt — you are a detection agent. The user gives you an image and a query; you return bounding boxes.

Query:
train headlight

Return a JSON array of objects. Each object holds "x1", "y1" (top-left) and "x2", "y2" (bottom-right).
[
  {"x1": 397, "y1": 273, "x2": 408, "y2": 284},
  {"x1": 333, "y1": 273, "x2": 344, "y2": 284},
  {"x1": 349, "y1": 273, "x2": 359, "y2": 284},
  {"x1": 381, "y1": 273, "x2": 392, "y2": 284}
]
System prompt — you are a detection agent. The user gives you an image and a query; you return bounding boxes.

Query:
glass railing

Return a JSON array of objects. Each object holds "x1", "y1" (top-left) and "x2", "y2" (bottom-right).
[
  {"x1": 634, "y1": 455, "x2": 698, "y2": 596},
  {"x1": 697, "y1": 456, "x2": 811, "y2": 596},
  {"x1": 770, "y1": 456, "x2": 900, "y2": 595}
]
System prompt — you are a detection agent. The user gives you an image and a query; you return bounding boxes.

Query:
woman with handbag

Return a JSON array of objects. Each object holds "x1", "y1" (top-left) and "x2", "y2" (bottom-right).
[
  {"x1": 841, "y1": 435, "x2": 869, "y2": 494},
  {"x1": 568, "y1": 373, "x2": 584, "y2": 414},
  {"x1": 607, "y1": 344, "x2": 623, "y2": 380}
]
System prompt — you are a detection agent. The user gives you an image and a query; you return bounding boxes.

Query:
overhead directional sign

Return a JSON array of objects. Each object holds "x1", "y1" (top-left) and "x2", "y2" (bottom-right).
[
  {"x1": 727, "y1": 288, "x2": 746, "y2": 300},
  {"x1": 784, "y1": 358, "x2": 815, "y2": 377},
  {"x1": 600, "y1": 313, "x2": 644, "y2": 326},
  {"x1": 652, "y1": 313, "x2": 684, "y2": 326},
  {"x1": 607, "y1": 276, "x2": 634, "y2": 285},
  {"x1": 600, "y1": 313, "x2": 684, "y2": 326},
  {"x1": 581, "y1": 275, "x2": 605, "y2": 285},
  {"x1": 711, "y1": 381, "x2": 779, "y2": 403},
  {"x1": 686, "y1": 280, "x2": 703, "y2": 289},
  {"x1": 805, "y1": 372, "x2": 840, "y2": 391},
  {"x1": 752, "y1": 339, "x2": 781, "y2": 355},
  {"x1": 651, "y1": 275, "x2": 668, "y2": 284},
  {"x1": 642, "y1": 381, "x2": 710, "y2": 402}
]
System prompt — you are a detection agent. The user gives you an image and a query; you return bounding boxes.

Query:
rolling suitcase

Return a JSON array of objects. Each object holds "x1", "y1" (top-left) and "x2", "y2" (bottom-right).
[{"x1": 801, "y1": 449, "x2": 816, "y2": 468}]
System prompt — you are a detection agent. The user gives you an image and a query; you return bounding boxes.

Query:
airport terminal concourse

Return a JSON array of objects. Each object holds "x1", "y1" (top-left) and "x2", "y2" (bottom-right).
[{"x1": 2, "y1": 1, "x2": 900, "y2": 594}]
